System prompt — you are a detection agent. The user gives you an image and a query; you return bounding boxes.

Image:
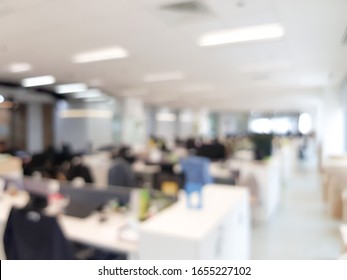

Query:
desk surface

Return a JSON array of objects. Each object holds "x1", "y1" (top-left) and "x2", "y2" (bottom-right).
[
  {"x1": 59, "y1": 212, "x2": 137, "y2": 253},
  {"x1": 140, "y1": 185, "x2": 249, "y2": 240},
  {"x1": 0, "y1": 192, "x2": 138, "y2": 257},
  {"x1": 0, "y1": 184, "x2": 247, "y2": 258}
]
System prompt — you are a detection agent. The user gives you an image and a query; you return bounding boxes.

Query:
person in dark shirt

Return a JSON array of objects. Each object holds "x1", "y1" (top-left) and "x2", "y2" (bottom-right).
[{"x1": 108, "y1": 147, "x2": 136, "y2": 187}]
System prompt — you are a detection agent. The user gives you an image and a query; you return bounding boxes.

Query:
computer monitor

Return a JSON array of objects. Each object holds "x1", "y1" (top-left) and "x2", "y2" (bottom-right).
[
  {"x1": 59, "y1": 183, "x2": 131, "y2": 218},
  {"x1": 0, "y1": 176, "x2": 24, "y2": 192},
  {"x1": 22, "y1": 177, "x2": 59, "y2": 197}
]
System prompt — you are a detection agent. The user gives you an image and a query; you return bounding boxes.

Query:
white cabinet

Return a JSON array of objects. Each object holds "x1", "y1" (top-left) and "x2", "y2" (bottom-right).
[
  {"x1": 228, "y1": 157, "x2": 281, "y2": 222},
  {"x1": 139, "y1": 185, "x2": 250, "y2": 260}
]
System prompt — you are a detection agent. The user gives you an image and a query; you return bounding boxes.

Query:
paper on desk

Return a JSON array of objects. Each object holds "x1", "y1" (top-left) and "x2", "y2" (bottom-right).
[{"x1": 119, "y1": 225, "x2": 139, "y2": 242}]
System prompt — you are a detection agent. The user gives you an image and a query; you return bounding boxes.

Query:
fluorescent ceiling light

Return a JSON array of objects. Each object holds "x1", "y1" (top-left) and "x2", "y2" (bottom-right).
[
  {"x1": 7, "y1": 63, "x2": 32, "y2": 73},
  {"x1": 198, "y1": 23, "x2": 285, "y2": 47},
  {"x1": 0, "y1": 95, "x2": 4, "y2": 103},
  {"x1": 73, "y1": 89, "x2": 103, "y2": 99},
  {"x1": 72, "y1": 46, "x2": 129, "y2": 63},
  {"x1": 60, "y1": 109, "x2": 113, "y2": 119},
  {"x1": 143, "y1": 71, "x2": 185, "y2": 82},
  {"x1": 55, "y1": 83, "x2": 87, "y2": 94},
  {"x1": 21, "y1": 75, "x2": 55, "y2": 87}
]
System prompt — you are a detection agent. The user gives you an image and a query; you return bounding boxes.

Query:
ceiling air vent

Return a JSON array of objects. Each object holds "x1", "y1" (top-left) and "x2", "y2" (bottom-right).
[
  {"x1": 342, "y1": 26, "x2": 347, "y2": 45},
  {"x1": 160, "y1": 1, "x2": 209, "y2": 15},
  {"x1": 156, "y1": 1, "x2": 214, "y2": 25}
]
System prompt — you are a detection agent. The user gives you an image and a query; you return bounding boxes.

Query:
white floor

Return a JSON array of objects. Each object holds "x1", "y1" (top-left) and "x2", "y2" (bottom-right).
[{"x1": 251, "y1": 163, "x2": 342, "y2": 260}]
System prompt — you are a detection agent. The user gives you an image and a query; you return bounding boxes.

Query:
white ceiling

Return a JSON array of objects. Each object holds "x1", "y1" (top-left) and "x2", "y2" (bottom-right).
[{"x1": 0, "y1": 0, "x2": 346, "y2": 111}]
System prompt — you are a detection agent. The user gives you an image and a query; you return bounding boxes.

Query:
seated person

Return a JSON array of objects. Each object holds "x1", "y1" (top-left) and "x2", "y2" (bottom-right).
[
  {"x1": 108, "y1": 147, "x2": 136, "y2": 187},
  {"x1": 66, "y1": 157, "x2": 94, "y2": 184}
]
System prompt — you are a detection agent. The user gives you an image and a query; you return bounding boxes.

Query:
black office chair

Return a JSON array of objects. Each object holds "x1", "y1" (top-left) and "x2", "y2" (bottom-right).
[{"x1": 3, "y1": 207, "x2": 74, "y2": 260}]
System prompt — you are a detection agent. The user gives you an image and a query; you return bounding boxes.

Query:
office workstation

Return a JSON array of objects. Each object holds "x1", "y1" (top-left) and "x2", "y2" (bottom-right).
[
  {"x1": 1, "y1": 0, "x2": 347, "y2": 261},
  {"x1": 0, "y1": 175, "x2": 250, "y2": 260}
]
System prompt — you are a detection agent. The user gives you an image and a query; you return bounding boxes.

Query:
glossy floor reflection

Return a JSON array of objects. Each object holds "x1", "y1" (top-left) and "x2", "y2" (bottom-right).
[{"x1": 251, "y1": 162, "x2": 341, "y2": 259}]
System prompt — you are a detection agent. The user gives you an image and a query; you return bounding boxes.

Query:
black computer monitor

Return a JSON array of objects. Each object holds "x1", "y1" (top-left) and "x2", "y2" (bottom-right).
[{"x1": 59, "y1": 183, "x2": 131, "y2": 218}]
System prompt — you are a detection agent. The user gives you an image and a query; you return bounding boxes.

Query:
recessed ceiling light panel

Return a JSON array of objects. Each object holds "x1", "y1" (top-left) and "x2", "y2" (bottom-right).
[
  {"x1": 198, "y1": 23, "x2": 285, "y2": 47},
  {"x1": 72, "y1": 47, "x2": 129, "y2": 63},
  {"x1": 73, "y1": 89, "x2": 103, "y2": 99},
  {"x1": 7, "y1": 63, "x2": 32, "y2": 73},
  {"x1": 21, "y1": 75, "x2": 55, "y2": 87},
  {"x1": 55, "y1": 83, "x2": 87, "y2": 94}
]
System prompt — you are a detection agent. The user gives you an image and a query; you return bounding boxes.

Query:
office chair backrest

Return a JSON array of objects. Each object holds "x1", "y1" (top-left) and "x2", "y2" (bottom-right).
[
  {"x1": 108, "y1": 158, "x2": 136, "y2": 187},
  {"x1": 3, "y1": 207, "x2": 73, "y2": 260}
]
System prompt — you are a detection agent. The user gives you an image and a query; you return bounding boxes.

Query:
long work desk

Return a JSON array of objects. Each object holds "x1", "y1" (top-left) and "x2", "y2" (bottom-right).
[{"x1": 0, "y1": 184, "x2": 250, "y2": 260}]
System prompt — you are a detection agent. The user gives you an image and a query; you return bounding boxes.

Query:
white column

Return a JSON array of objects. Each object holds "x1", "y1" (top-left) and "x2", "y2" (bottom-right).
[
  {"x1": 192, "y1": 108, "x2": 210, "y2": 137},
  {"x1": 154, "y1": 107, "x2": 177, "y2": 142},
  {"x1": 321, "y1": 86, "x2": 345, "y2": 160},
  {"x1": 217, "y1": 112, "x2": 249, "y2": 138},
  {"x1": 177, "y1": 109, "x2": 194, "y2": 139},
  {"x1": 26, "y1": 103, "x2": 44, "y2": 153},
  {"x1": 121, "y1": 98, "x2": 147, "y2": 148}
]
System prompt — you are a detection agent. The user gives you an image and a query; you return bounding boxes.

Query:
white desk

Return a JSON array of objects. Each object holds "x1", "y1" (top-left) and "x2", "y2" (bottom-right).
[
  {"x1": 139, "y1": 185, "x2": 251, "y2": 260},
  {"x1": 59, "y1": 213, "x2": 137, "y2": 255},
  {"x1": 0, "y1": 192, "x2": 137, "y2": 260},
  {"x1": 209, "y1": 163, "x2": 233, "y2": 180},
  {"x1": 0, "y1": 185, "x2": 251, "y2": 260},
  {"x1": 132, "y1": 162, "x2": 160, "y2": 175}
]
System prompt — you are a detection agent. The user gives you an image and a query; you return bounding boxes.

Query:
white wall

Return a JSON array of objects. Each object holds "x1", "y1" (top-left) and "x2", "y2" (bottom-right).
[
  {"x1": 177, "y1": 109, "x2": 194, "y2": 139},
  {"x1": 193, "y1": 108, "x2": 211, "y2": 137},
  {"x1": 26, "y1": 103, "x2": 44, "y2": 153},
  {"x1": 155, "y1": 108, "x2": 178, "y2": 142},
  {"x1": 145, "y1": 106, "x2": 156, "y2": 138},
  {"x1": 218, "y1": 112, "x2": 249, "y2": 138},
  {"x1": 342, "y1": 81, "x2": 347, "y2": 152},
  {"x1": 54, "y1": 100, "x2": 115, "y2": 152},
  {"x1": 321, "y1": 86, "x2": 345, "y2": 159},
  {"x1": 121, "y1": 98, "x2": 147, "y2": 147},
  {"x1": 86, "y1": 116, "x2": 113, "y2": 150}
]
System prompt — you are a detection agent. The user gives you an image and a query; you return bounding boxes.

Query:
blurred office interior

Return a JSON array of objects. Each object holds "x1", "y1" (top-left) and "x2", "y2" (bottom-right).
[{"x1": 1, "y1": 0, "x2": 347, "y2": 260}]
